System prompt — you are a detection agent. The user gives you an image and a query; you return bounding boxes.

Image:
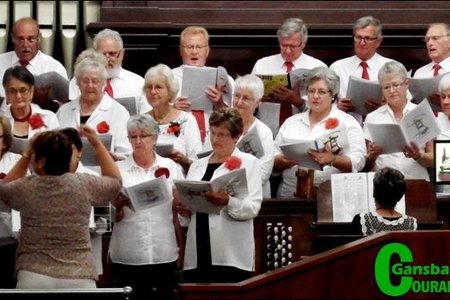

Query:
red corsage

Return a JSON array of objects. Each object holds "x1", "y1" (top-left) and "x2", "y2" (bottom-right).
[
  {"x1": 97, "y1": 121, "x2": 110, "y2": 134},
  {"x1": 29, "y1": 114, "x2": 46, "y2": 130},
  {"x1": 224, "y1": 156, "x2": 242, "y2": 171},
  {"x1": 154, "y1": 167, "x2": 170, "y2": 178},
  {"x1": 167, "y1": 121, "x2": 182, "y2": 137},
  {"x1": 325, "y1": 117, "x2": 339, "y2": 130}
]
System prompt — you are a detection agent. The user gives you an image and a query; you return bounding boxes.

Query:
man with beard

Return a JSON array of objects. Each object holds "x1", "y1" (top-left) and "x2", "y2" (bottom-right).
[
  {"x1": 0, "y1": 17, "x2": 68, "y2": 112},
  {"x1": 68, "y1": 28, "x2": 151, "y2": 115}
]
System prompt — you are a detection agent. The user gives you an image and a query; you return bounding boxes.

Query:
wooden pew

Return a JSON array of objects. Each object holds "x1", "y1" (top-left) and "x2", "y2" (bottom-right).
[{"x1": 179, "y1": 230, "x2": 450, "y2": 299}]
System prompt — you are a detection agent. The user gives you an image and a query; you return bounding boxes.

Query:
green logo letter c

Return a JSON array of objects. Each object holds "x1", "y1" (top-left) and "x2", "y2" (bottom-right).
[{"x1": 375, "y1": 243, "x2": 413, "y2": 297}]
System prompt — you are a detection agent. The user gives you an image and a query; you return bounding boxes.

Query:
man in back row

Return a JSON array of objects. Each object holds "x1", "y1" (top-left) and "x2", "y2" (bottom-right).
[{"x1": 251, "y1": 18, "x2": 326, "y2": 137}]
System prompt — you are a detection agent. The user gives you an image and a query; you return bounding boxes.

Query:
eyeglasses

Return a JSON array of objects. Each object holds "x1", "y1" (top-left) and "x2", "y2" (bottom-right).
[
  {"x1": 423, "y1": 35, "x2": 450, "y2": 43},
  {"x1": 13, "y1": 36, "x2": 39, "y2": 44},
  {"x1": 210, "y1": 131, "x2": 231, "y2": 140},
  {"x1": 102, "y1": 50, "x2": 121, "y2": 58},
  {"x1": 6, "y1": 87, "x2": 31, "y2": 96},
  {"x1": 381, "y1": 81, "x2": 406, "y2": 91},
  {"x1": 129, "y1": 134, "x2": 152, "y2": 141},
  {"x1": 280, "y1": 44, "x2": 302, "y2": 49},
  {"x1": 353, "y1": 35, "x2": 379, "y2": 43},
  {"x1": 79, "y1": 78, "x2": 102, "y2": 86},
  {"x1": 182, "y1": 44, "x2": 209, "y2": 51},
  {"x1": 145, "y1": 84, "x2": 168, "y2": 92},
  {"x1": 233, "y1": 93, "x2": 255, "y2": 104},
  {"x1": 307, "y1": 89, "x2": 331, "y2": 97}
]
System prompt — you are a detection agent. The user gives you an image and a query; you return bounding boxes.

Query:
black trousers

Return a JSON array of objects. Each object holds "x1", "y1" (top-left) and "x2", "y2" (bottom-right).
[{"x1": 111, "y1": 261, "x2": 180, "y2": 300}]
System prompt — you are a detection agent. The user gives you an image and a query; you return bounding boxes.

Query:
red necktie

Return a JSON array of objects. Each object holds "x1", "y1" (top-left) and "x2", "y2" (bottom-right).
[
  {"x1": 19, "y1": 60, "x2": 28, "y2": 67},
  {"x1": 279, "y1": 61, "x2": 294, "y2": 126},
  {"x1": 433, "y1": 64, "x2": 441, "y2": 77},
  {"x1": 360, "y1": 61, "x2": 369, "y2": 80},
  {"x1": 192, "y1": 110, "x2": 206, "y2": 142},
  {"x1": 104, "y1": 79, "x2": 114, "y2": 97}
]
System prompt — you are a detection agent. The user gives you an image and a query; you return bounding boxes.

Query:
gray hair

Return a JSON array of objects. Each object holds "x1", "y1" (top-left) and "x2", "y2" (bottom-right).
[
  {"x1": 93, "y1": 28, "x2": 124, "y2": 50},
  {"x1": 439, "y1": 73, "x2": 450, "y2": 93},
  {"x1": 305, "y1": 67, "x2": 340, "y2": 100},
  {"x1": 277, "y1": 18, "x2": 308, "y2": 45},
  {"x1": 353, "y1": 16, "x2": 382, "y2": 38},
  {"x1": 234, "y1": 74, "x2": 264, "y2": 101},
  {"x1": 74, "y1": 58, "x2": 108, "y2": 84},
  {"x1": 143, "y1": 64, "x2": 179, "y2": 100},
  {"x1": 428, "y1": 22, "x2": 450, "y2": 36},
  {"x1": 127, "y1": 114, "x2": 160, "y2": 137},
  {"x1": 74, "y1": 48, "x2": 107, "y2": 68},
  {"x1": 378, "y1": 61, "x2": 408, "y2": 82}
]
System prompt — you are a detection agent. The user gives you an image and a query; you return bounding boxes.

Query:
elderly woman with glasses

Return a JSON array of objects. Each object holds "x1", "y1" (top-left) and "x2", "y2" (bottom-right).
[
  {"x1": 144, "y1": 63, "x2": 202, "y2": 173},
  {"x1": 56, "y1": 57, "x2": 131, "y2": 156},
  {"x1": 2, "y1": 66, "x2": 59, "y2": 139},
  {"x1": 363, "y1": 61, "x2": 433, "y2": 179},
  {"x1": 179, "y1": 107, "x2": 262, "y2": 283},
  {"x1": 206, "y1": 74, "x2": 274, "y2": 198},
  {"x1": 273, "y1": 66, "x2": 366, "y2": 198},
  {"x1": 109, "y1": 114, "x2": 184, "y2": 300}
]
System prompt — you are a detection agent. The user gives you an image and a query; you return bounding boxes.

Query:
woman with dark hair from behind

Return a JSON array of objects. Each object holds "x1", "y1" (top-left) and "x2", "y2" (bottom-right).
[
  {"x1": 351, "y1": 167, "x2": 417, "y2": 236},
  {"x1": 0, "y1": 126, "x2": 122, "y2": 288}
]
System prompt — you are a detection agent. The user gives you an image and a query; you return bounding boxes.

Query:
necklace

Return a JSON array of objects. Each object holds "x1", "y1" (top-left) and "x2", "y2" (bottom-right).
[
  {"x1": 151, "y1": 108, "x2": 171, "y2": 124},
  {"x1": 11, "y1": 108, "x2": 32, "y2": 122}
]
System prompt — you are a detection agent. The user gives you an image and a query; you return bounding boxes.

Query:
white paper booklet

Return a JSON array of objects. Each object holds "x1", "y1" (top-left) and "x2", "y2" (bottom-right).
[
  {"x1": 289, "y1": 68, "x2": 310, "y2": 90},
  {"x1": 346, "y1": 76, "x2": 383, "y2": 116},
  {"x1": 331, "y1": 172, "x2": 405, "y2": 222},
  {"x1": 80, "y1": 134, "x2": 113, "y2": 166},
  {"x1": 364, "y1": 100, "x2": 440, "y2": 154},
  {"x1": 123, "y1": 176, "x2": 172, "y2": 211},
  {"x1": 236, "y1": 126, "x2": 264, "y2": 158},
  {"x1": 155, "y1": 143, "x2": 174, "y2": 157},
  {"x1": 408, "y1": 72, "x2": 449, "y2": 104},
  {"x1": 181, "y1": 66, "x2": 218, "y2": 111},
  {"x1": 279, "y1": 126, "x2": 349, "y2": 170},
  {"x1": 10, "y1": 137, "x2": 29, "y2": 155},
  {"x1": 174, "y1": 168, "x2": 248, "y2": 215},
  {"x1": 115, "y1": 97, "x2": 137, "y2": 115}
]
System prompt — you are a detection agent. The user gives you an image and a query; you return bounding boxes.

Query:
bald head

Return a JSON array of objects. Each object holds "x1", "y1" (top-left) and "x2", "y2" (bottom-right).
[{"x1": 11, "y1": 18, "x2": 41, "y2": 63}]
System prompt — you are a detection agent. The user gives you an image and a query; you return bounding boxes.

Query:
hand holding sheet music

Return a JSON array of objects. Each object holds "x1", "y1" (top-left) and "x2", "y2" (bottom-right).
[
  {"x1": 122, "y1": 176, "x2": 172, "y2": 211},
  {"x1": 345, "y1": 76, "x2": 383, "y2": 116}
]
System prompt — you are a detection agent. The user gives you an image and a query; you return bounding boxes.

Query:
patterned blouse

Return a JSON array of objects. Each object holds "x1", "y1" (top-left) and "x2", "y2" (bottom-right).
[{"x1": 351, "y1": 211, "x2": 418, "y2": 236}]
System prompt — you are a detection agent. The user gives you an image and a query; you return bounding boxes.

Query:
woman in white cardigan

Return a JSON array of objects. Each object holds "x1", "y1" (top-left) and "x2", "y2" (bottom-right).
[{"x1": 179, "y1": 107, "x2": 263, "y2": 283}]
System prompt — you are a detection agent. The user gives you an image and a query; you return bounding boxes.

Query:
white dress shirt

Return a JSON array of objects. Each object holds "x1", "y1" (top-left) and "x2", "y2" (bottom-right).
[
  {"x1": 68, "y1": 67, "x2": 151, "y2": 114},
  {"x1": 414, "y1": 56, "x2": 450, "y2": 78},
  {"x1": 330, "y1": 53, "x2": 393, "y2": 98},
  {"x1": 182, "y1": 148, "x2": 263, "y2": 272},
  {"x1": 274, "y1": 105, "x2": 366, "y2": 198},
  {"x1": 56, "y1": 94, "x2": 131, "y2": 155},
  {"x1": 251, "y1": 53, "x2": 327, "y2": 137},
  {"x1": 364, "y1": 102, "x2": 430, "y2": 180},
  {"x1": 109, "y1": 154, "x2": 184, "y2": 265}
]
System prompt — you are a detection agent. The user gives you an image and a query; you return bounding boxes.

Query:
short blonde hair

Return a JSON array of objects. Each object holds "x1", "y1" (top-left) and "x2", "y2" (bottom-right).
[{"x1": 180, "y1": 26, "x2": 209, "y2": 45}]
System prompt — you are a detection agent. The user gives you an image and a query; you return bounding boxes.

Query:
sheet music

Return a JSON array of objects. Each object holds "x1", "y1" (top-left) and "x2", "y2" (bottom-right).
[
  {"x1": 10, "y1": 137, "x2": 29, "y2": 155},
  {"x1": 174, "y1": 168, "x2": 247, "y2": 214},
  {"x1": 279, "y1": 140, "x2": 322, "y2": 170},
  {"x1": 80, "y1": 134, "x2": 113, "y2": 166},
  {"x1": 289, "y1": 68, "x2": 310, "y2": 90},
  {"x1": 237, "y1": 125, "x2": 265, "y2": 158},
  {"x1": 346, "y1": 76, "x2": 383, "y2": 116},
  {"x1": 408, "y1": 72, "x2": 449, "y2": 102},
  {"x1": 155, "y1": 143, "x2": 174, "y2": 157},
  {"x1": 115, "y1": 97, "x2": 137, "y2": 115},
  {"x1": 181, "y1": 66, "x2": 216, "y2": 111},
  {"x1": 256, "y1": 74, "x2": 290, "y2": 96},
  {"x1": 124, "y1": 176, "x2": 172, "y2": 211}
]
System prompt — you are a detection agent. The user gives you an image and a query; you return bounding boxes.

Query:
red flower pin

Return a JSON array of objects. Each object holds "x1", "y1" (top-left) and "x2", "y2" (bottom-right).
[
  {"x1": 325, "y1": 118, "x2": 339, "y2": 130},
  {"x1": 154, "y1": 167, "x2": 170, "y2": 178},
  {"x1": 29, "y1": 114, "x2": 46, "y2": 130},
  {"x1": 97, "y1": 121, "x2": 110, "y2": 134},
  {"x1": 224, "y1": 156, "x2": 242, "y2": 171},
  {"x1": 167, "y1": 121, "x2": 181, "y2": 137}
]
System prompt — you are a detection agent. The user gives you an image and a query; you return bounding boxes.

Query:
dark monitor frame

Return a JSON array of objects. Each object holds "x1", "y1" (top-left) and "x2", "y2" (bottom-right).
[{"x1": 433, "y1": 140, "x2": 450, "y2": 184}]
